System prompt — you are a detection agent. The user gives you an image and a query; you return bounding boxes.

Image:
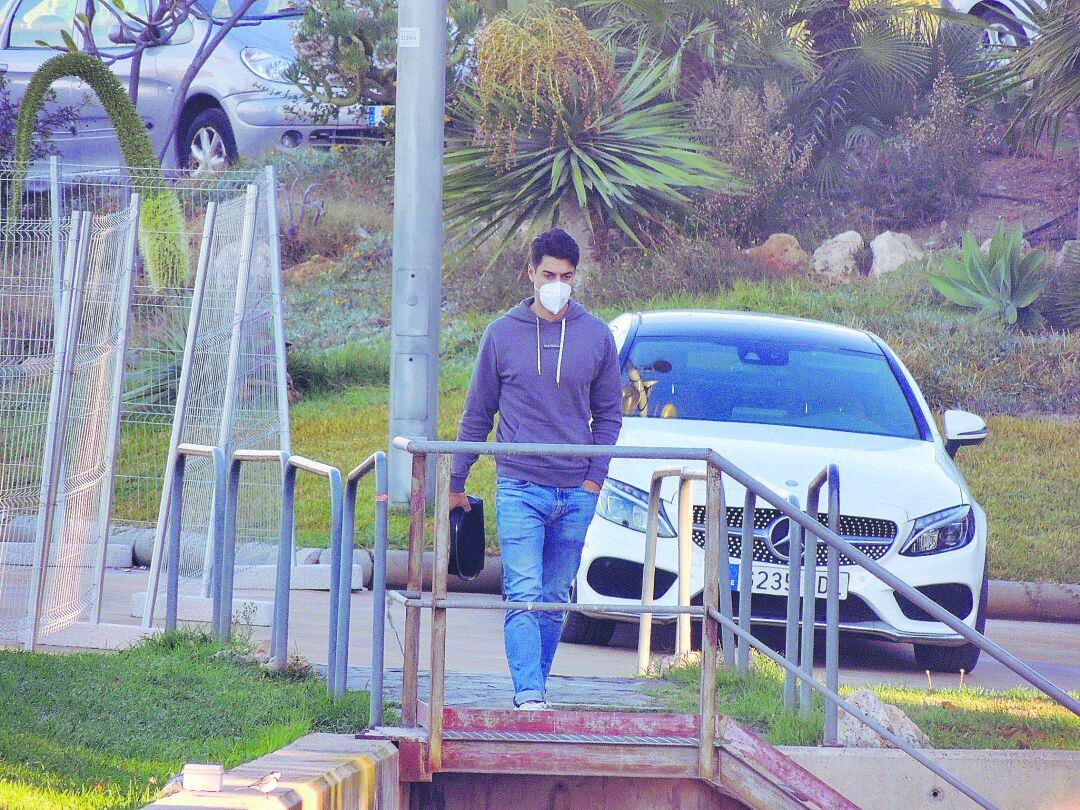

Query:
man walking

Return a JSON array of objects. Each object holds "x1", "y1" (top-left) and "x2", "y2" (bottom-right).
[{"x1": 449, "y1": 229, "x2": 622, "y2": 710}]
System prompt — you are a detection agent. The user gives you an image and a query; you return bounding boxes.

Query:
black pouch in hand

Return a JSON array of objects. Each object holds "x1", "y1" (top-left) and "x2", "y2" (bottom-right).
[{"x1": 448, "y1": 496, "x2": 486, "y2": 581}]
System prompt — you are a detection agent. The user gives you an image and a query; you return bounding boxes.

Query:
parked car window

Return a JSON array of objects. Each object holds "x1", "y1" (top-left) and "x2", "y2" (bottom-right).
[
  {"x1": 8, "y1": 0, "x2": 77, "y2": 47},
  {"x1": 86, "y1": 0, "x2": 194, "y2": 46},
  {"x1": 196, "y1": 0, "x2": 299, "y2": 19},
  {"x1": 623, "y1": 335, "x2": 921, "y2": 440}
]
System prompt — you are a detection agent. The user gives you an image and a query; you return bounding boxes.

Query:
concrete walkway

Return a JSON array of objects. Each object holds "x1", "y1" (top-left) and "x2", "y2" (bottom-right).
[{"x1": 54, "y1": 569, "x2": 1080, "y2": 693}]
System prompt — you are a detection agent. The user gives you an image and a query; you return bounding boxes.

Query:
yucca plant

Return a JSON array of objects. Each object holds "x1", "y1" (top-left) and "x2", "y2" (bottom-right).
[
  {"x1": 926, "y1": 221, "x2": 1046, "y2": 329},
  {"x1": 445, "y1": 50, "x2": 738, "y2": 262}
]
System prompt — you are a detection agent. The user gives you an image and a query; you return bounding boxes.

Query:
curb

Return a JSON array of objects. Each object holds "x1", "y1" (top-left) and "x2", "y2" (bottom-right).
[
  {"x1": 144, "y1": 733, "x2": 398, "y2": 809},
  {"x1": 987, "y1": 579, "x2": 1080, "y2": 623}
]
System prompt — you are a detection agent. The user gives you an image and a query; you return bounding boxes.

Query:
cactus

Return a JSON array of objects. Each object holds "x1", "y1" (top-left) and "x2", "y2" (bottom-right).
[
  {"x1": 1039, "y1": 240, "x2": 1080, "y2": 332},
  {"x1": 12, "y1": 52, "x2": 187, "y2": 288}
]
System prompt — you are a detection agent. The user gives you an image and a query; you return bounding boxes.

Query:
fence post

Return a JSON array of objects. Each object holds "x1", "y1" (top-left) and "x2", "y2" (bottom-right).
[
  {"x1": 201, "y1": 184, "x2": 260, "y2": 598},
  {"x1": 401, "y1": 451, "x2": 427, "y2": 727},
  {"x1": 165, "y1": 454, "x2": 187, "y2": 632},
  {"x1": 737, "y1": 490, "x2": 755, "y2": 675},
  {"x1": 428, "y1": 454, "x2": 452, "y2": 769},
  {"x1": 824, "y1": 464, "x2": 841, "y2": 744},
  {"x1": 676, "y1": 475, "x2": 693, "y2": 657},
  {"x1": 783, "y1": 495, "x2": 802, "y2": 711},
  {"x1": 91, "y1": 193, "x2": 141, "y2": 623},
  {"x1": 48, "y1": 155, "x2": 62, "y2": 318},
  {"x1": 697, "y1": 463, "x2": 723, "y2": 780},
  {"x1": 272, "y1": 460, "x2": 298, "y2": 668},
  {"x1": 142, "y1": 202, "x2": 220, "y2": 627},
  {"x1": 636, "y1": 477, "x2": 665, "y2": 675}
]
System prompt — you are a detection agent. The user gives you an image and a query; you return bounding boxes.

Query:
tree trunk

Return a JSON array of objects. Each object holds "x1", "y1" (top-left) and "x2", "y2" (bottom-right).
[{"x1": 557, "y1": 195, "x2": 602, "y2": 288}]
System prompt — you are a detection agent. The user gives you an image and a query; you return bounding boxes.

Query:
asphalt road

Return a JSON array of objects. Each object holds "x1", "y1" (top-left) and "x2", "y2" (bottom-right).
[{"x1": 83, "y1": 570, "x2": 1080, "y2": 694}]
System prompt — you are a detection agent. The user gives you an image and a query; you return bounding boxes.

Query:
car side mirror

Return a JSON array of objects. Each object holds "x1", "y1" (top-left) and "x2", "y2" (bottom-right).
[{"x1": 943, "y1": 409, "x2": 987, "y2": 458}]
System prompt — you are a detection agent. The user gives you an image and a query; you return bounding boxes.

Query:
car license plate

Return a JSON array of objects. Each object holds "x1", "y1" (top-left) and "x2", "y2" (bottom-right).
[{"x1": 729, "y1": 563, "x2": 849, "y2": 599}]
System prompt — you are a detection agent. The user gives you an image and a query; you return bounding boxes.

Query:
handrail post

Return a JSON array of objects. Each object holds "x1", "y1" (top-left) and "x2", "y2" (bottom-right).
[
  {"x1": 208, "y1": 448, "x2": 228, "y2": 641},
  {"x1": 428, "y1": 454, "x2": 452, "y2": 770},
  {"x1": 372, "y1": 453, "x2": 389, "y2": 723},
  {"x1": 220, "y1": 453, "x2": 244, "y2": 643},
  {"x1": 676, "y1": 475, "x2": 693, "y2": 657},
  {"x1": 697, "y1": 463, "x2": 723, "y2": 780},
  {"x1": 783, "y1": 495, "x2": 802, "y2": 711},
  {"x1": 824, "y1": 464, "x2": 841, "y2": 745},
  {"x1": 401, "y1": 451, "x2": 427, "y2": 727},
  {"x1": 165, "y1": 454, "x2": 187, "y2": 632},
  {"x1": 326, "y1": 466, "x2": 345, "y2": 696},
  {"x1": 273, "y1": 462, "x2": 298, "y2": 667},
  {"x1": 799, "y1": 491, "x2": 818, "y2": 716},
  {"x1": 637, "y1": 477, "x2": 665, "y2": 675},
  {"x1": 737, "y1": 490, "x2": 755, "y2": 675}
]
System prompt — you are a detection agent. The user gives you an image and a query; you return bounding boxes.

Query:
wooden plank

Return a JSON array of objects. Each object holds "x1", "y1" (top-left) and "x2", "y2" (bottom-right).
[
  {"x1": 428, "y1": 454, "x2": 452, "y2": 771},
  {"x1": 438, "y1": 740, "x2": 701, "y2": 779},
  {"x1": 398, "y1": 740, "x2": 431, "y2": 783},
  {"x1": 717, "y1": 718, "x2": 860, "y2": 810}
]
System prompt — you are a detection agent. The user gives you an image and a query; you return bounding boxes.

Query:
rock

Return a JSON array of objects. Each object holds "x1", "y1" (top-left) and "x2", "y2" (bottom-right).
[
  {"x1": 869, "y1": 231, "x2": 925, "y2": 276},
  {"x1": 744, "y1": 233, "x2": 810, "y2": 277},
  {"x1": 812, "y1": 231, "x2": 864, "y2": 282},
  {"x1": 981, "y1": 235, "x2": 1032, "y2": 256},
  {"x1": 837, "y1": 689, "x2": 934, "y2": 749}
]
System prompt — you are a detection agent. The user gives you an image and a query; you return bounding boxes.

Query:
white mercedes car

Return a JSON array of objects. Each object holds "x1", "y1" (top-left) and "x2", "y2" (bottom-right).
[{"x1": 565, "y1": 310, "x2": 990, "y2": 673}]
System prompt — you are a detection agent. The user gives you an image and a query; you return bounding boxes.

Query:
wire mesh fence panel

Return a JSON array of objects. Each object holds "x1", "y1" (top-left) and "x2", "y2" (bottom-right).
[
  {"x1": 0, "y1": 202, "x2": 136, "y2": 645},
  {"x1": 0, "y1": 216, "x2": 67, "y2": 641},
  {"x1": 0, "y1": 159, "x2": 289, "y2": 625},
  {"x1": 36, "y1": 207, "x2": 136, "y2": 641}
]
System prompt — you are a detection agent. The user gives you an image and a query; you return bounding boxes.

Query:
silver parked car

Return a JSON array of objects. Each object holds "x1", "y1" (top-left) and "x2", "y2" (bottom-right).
[{"x1": 1, "y1": 0, "x2": 386, "y2": 172}]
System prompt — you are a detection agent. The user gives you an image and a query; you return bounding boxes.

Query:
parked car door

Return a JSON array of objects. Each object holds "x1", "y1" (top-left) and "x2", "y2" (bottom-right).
[{"x1": 82, "y1": 0, "x2": 185, "y2": 164}]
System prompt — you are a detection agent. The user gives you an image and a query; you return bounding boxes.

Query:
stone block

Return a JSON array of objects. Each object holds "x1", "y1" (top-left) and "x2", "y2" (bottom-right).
[{"x1": 130, "y1": 592, "x2": 273, "y2": 626}]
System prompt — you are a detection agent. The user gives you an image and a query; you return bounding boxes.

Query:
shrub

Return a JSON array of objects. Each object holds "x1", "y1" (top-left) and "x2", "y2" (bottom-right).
[
  {"x1": 926, "y1": 221, "x2": 1045, "y2": 330},
  {"x1": 287, "y1": 340, "x2": 391, "y2": 395},
  {"x1": 841, "y1": 72, "x2": 990, "y2": 229},
  {"x1": 692, "y1": 78, "x2": 814, "y2": 241}
]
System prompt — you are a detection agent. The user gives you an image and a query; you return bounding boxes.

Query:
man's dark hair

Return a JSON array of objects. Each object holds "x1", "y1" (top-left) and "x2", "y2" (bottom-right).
[{"x1": 530, "y1": 228, "x2": 579, "y2": 268}]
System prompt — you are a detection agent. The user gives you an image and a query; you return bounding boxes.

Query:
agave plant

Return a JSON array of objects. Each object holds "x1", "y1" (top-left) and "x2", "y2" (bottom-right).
[
  {"x1": 445, "y1": 52, "x2": 738, "y2": 262},
  {"x1": 926, "y1": 221, "x2": 1046, "y2": 329}
]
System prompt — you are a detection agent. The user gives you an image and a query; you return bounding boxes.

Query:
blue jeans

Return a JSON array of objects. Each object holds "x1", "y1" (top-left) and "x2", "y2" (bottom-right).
[{"x1": 496, "y1": 476, "x2": 599, "y2": 705}]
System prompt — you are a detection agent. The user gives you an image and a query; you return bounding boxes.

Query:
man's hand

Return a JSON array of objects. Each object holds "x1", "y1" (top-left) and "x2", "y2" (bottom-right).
[
  {"x1": 582, "y1": 480, "x2": 602, "y2": 494},
  {"x1": 449, "y1": 491, "x2": 472, "y2": 512}
]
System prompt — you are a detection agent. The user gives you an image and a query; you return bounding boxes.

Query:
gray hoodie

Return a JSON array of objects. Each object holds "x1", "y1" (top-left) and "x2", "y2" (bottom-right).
[{"x1": 450, "y1": 298, "x2": 623, "y2": 492}]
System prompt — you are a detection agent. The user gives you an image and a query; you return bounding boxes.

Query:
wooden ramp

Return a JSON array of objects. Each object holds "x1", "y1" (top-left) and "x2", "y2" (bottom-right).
[{"x1": 363, "y1": 706, "x2": 858, "y2": 810}]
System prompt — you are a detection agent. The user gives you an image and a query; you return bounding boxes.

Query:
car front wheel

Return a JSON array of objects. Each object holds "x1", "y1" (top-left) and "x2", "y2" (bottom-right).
[
  {"x1": 183, "y1": 108, "x2": 237, "y2": 177},
  {"x1": 913, "y1": 565, "x2": 988, "y2": 674},
  {"x1": 560, "y1": 584, "x2": 617, "y2": 646}
]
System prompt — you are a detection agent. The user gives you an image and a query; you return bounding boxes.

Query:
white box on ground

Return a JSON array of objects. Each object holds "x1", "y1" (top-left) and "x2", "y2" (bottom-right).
[
  {"x1": 182, "y1": 763, "x2": 223, "y2": 792},
  {"x1": 130, "y1": 593, "x2": 273, "y2": 626}
]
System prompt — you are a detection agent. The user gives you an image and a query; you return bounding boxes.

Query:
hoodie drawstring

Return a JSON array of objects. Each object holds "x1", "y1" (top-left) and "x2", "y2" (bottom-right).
[{"x1": 536, "y1": 315, "x2": 568, "y2": 388}]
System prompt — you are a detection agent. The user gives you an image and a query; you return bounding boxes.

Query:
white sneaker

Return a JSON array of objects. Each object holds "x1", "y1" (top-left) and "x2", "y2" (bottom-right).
[{"x1": 514, "y1": 700, "x2": 550, "y2": 711}]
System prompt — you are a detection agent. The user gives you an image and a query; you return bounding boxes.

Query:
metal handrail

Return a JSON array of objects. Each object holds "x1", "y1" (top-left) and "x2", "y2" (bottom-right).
[
  {"x1": 388, "y1": 436, "x2": 1080, "y2": 810},
  {"x1": 394, "y1": 437, "x2": 1079, "y2": 716},
  {"x1": 273, "y1": 454, "x2": 345, "y2": 694},
  {"x1": 343, "y1": 451, "x2": 389, "y2": 711}
]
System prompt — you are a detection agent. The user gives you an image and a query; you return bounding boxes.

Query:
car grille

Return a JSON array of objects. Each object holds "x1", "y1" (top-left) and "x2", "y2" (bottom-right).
[{"x1": 690, "y1": 506, "x2": 897, "y2": 566}]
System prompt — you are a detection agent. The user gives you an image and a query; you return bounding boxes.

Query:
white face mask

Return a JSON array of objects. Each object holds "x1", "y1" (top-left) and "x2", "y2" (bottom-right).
[{"x1": 537, "y1": 280, "x2": 572, "y2": 315}]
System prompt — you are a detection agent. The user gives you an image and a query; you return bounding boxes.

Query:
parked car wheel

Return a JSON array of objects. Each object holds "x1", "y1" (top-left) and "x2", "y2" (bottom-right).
[
  {"x1": 913, "y1": 565, "x2": 988, "y2": 674},
  {"x1": 183, "y1": 108, "x2": 237, "y2": 177},
  {"x1": 561, "y1": 587, "x2": 617, "y2": 646}
]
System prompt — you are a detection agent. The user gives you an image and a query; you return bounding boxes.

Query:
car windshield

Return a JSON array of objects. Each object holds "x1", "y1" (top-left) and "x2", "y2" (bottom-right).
[
  {"x1": 196, "y1": 0, "x2": 300, "y2": 19},
  {"x1": 622, "y1": 334, "x2": 921, "y2": 439}
]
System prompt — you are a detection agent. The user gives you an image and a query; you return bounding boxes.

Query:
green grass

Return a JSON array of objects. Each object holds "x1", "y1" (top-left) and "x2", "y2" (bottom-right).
[
  {"x1": 0, "y1": 631, "x2": 372, "y2": 810},
  {"x1": 656, "y1": 654, "x2": 1080, "y2": 749}
]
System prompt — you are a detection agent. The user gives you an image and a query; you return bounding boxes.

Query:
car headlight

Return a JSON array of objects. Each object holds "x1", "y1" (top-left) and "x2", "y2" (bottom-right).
[
  {"x1": 596, "y1": 479, "x2": 677, "y2": 537},
  {"x1": 900, "y1": 505, "x2": 975, "y2": 556},
  {"x1": 241, "y1": 48, "x2": 292, "y2": 83}
]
